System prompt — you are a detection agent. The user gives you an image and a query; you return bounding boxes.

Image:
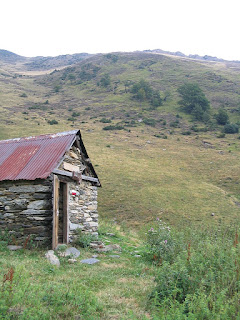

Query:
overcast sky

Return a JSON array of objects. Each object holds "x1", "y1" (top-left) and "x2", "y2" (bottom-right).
[{"x1": 1, "y1": 0, "x2": 239, "y2": 60}]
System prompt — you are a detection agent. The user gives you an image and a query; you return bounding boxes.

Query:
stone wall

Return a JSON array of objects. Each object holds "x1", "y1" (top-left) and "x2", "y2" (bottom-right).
[
  {"x1": 0, "y1": 178, "x2": 53, "y2": 245},
  {"x1": 0, "y1": 177, "x2": 99, "y2": 246},
  {"x1": 68, "y1": 180, "x2": 98, "y2": 241}
]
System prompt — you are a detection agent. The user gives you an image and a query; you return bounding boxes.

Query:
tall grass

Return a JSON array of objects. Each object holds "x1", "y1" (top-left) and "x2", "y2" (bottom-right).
[{"x1": 144, "y1": 220, "x2": 240, "y2": 318}]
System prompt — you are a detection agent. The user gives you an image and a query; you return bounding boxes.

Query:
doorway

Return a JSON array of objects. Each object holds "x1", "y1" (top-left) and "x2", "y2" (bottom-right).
[{"x1": 52, "y1": 175, "x2": 69, "y2": 249}]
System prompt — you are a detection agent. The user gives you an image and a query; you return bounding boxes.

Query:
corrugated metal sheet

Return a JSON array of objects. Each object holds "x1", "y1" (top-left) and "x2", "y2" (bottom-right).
[{"x1": 0, "y1": 130, "x2": 78, "y2": 181}]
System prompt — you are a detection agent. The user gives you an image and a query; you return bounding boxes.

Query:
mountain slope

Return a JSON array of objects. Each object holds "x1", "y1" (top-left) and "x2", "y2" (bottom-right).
[
  {"x1": 0, "y1": 49, "x2": 26, "y2": 63},
  {"x1": 0, "y1": 50, "x2": 240, "y2": 228}
]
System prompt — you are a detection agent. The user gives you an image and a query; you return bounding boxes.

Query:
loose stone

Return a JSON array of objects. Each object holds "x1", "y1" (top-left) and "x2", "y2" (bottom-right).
[{"x1": 80, "y1": 258, "x2": 100, "y2": 265}]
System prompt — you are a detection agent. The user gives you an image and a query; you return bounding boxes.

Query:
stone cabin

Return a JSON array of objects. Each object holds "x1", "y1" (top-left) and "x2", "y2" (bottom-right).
[{"x1": 0, "y1": 130, "x2": 100, "y2": 249}]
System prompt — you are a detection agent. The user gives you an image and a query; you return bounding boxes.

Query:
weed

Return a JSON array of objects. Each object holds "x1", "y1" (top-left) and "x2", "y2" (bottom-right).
[
  {"x1": 1, "y1": 267, "x2": 15, "y2": 308},
  {"x1": 74, "y1": 230, "x2": 97, "y2": 248}
]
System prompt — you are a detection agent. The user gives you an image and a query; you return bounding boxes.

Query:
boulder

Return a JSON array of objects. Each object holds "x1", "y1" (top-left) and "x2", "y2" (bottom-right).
[
  {"x1": 64, "y1": 247, "x2": 80, "y2": 258},
  {"x1": 45, "y1": 250, "x2": 60, "y2": 267}
]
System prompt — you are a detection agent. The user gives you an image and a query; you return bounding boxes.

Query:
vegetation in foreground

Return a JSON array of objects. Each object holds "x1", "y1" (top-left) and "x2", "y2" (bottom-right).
[
  {"x1": 144, "y1": 220, "x2": 240, "y2": 319},
  {"x1": 1, "y1": 221, "x2": 240, "y2": 319}
]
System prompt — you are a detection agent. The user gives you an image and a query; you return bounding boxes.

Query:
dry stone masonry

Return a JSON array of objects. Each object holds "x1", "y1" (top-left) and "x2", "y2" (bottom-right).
[
  {"x1": 69, "y1": 181, "x2": 98, "y2": 241},
  {"x1": 0, "y1": 179, "x2": 53, "y2": 244}
]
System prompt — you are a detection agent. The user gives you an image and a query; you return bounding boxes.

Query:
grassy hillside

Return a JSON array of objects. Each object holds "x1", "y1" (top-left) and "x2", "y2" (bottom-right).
[{"x1": 0, "y1": 51, "x2": 240, "y2": 229}]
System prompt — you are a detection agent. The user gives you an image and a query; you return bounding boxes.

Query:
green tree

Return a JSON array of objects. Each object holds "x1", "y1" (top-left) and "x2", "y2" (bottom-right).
[
  {"x1": 215, "y1": 108, "x2": 229, "y2": 125},
  {"x1": 177, "y1": 83, "x2": 210, "y2": 116},
  {"x1": 130, "y1": 79, "x2": 162, "y2": 107},
  {"x1": 99, "y1": 73, "x2": 111, "y2": 87},
  {"x1": 68, "y1": 73, "x2": 76, "y2": 83}
]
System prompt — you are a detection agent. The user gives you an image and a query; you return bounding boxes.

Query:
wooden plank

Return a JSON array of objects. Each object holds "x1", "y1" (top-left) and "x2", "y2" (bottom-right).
[
  {"x1": 63, "y1": 162, "x2": 80, "y2": 173},
  {"x1": 82, "y1": 174, "x2": 100, "y2": 184},
  {"x1": 52, "y1": 175, "x2": 60, "y2": 249},
  {"x1": 53, "y1": 168, "x2": 74, "y2": 178},
  {"x1": 63, "y1": 183, "x2": 69, "y2": 244},
  {"x1": 52, "y1": 168, "x2": 100, "y2": 184}
]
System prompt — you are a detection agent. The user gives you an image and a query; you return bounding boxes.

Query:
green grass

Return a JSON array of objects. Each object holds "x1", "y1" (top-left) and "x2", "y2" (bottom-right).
[{"x1": 0, "y1": 225, "x2": 154, "y2": 319}]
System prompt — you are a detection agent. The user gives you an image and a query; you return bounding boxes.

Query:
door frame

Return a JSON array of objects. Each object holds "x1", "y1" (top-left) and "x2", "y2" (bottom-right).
[{"x1": 52, "y1": 175, "x2": 69, "y2": 249}]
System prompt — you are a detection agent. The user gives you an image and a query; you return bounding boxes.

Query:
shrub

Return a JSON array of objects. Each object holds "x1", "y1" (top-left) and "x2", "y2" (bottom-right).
[
  {"x1": 99, "y1": 73, "x2": 111, "y2": 87},
  {"x1": 103, "y1": 125, "x2": 124, "y2": 130},
  {"x1": 143, "y1": 118, "x2": 156, "y2": 127},
  {"x1": 130, "y1": 79, "x2": 162, "y2": 108},
  {"x1": 224, "y1": 123, "x2": 239, "y2": 134},
  {"x1": 100, "y1": 118, "x2": 111, "y2": 123},
  {"x1": 215, "y1": 108, "x2": 229, "y2": 125},
  {"x1": 75, "y1": 230, "x2": 97, "y2": 248},
  {"x1": 217, "y1": 133, "x2": 225, "y2": 138},
  {"x1": 104, "y1": 53, "x2": 118, "y2": 63},
  {"x1": 154, "y1": 134, "x2": 167, "y2": 139},
  {"x1": 181, "y1": 131, "x2": 191, "y2": 135},
  {"x1": 143, "y1": 220, "x2": 184, "y2": 264},
  {"x1": 71, "y1": 112, "x2": 80, "y2": 117},
  {"x1": 54, "y1": 85, "x2": 61, "y2": 93},
  {"x1": 20, "y1": 93, "x2": 27, "y2": 97},
  {"x1": 29, "y1": 104, "x2": 47, "y2": 110},
  {"x1": 48, "y1": 119, "x2": 58, "y2": 125},
  {"x1": 170, "y1": 120, "x2": 180, "y2": 128}
]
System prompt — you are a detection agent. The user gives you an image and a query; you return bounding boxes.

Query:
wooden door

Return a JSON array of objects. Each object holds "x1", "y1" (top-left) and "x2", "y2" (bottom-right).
[
  {"x1": 52, "y1": 175, "x2": 60, "y2": 249},
  {"x1": 62, "y1": 182, "x2": 69, "y2": 244},
  {"x1": 52, "y1": 175, "x2": 69, "y2": 249}
]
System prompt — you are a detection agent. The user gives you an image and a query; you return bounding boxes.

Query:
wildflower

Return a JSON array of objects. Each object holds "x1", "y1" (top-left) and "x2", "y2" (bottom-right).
[
  {"x1": 156, "y1": 217, "x2": 160, "y2": 221},
  {"x1": 164, "y1": 240, "x2": 168, "y2": 244}
]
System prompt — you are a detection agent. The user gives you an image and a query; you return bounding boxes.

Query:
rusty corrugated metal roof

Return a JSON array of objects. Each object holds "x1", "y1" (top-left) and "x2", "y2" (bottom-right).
[{"x1": 0, "y1": 130, "x2": 79, "y2": 181}]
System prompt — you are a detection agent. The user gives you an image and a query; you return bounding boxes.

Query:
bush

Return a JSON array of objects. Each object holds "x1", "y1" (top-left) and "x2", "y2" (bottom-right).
[
  {"x1": 29, "y1": 104, "x2": 47, "y2": 110},
  {"x1": 215, "y1": 108, "x2": 229, "y2": 125},
  {"x1": 217, "y1": 133, "x2": 225, "y2": 138},
  {"x1": 143, "y1": 219, "x2": 184, "y2": 264},
  {"x1": 170, "y1": 120, "x2": 180, "y2": 128},
  {"x1": 224, "y1": 123, "x2": 239, "y2": 134},
  {"x1": 100, "y1": 118, "x2": 112, "y2": 123},
  {"x1": 99, "y1": 73, "x2": 111, "y2": 87},
  {"x1": 103, "y1": 125, "x2": 124, "y2": 130},
  {"x1": 143, "y1": 118, "x2": 156, "y2": 127},
  {"x1": 48, "y1": 119, "x2": 58, "y2": 125},
  {"x1": 181, "y1": 131, "x2": 191, "y2": 135},
  {"x1": 130, "y1": 79, "x2": 162, "y2": 108},
  {"x1": 54, "y1": 85, "x2": 61, "y2": 93},
  {"x1": 71, "y1": 112, "x2": 80, "y2": 117},
  {"x1": 75, "y1": 230, "x2": 97, "y2": 248}
]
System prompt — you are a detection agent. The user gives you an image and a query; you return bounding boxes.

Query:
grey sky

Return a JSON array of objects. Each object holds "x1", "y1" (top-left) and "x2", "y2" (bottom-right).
[{"x1": 1, "y1": 0, "x2": 240, "y2": 60}]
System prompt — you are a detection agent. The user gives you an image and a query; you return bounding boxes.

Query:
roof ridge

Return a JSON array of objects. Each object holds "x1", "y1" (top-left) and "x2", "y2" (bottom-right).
[{"x1": 0, "y1": 130, "x2": 79, "y2": 144}]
